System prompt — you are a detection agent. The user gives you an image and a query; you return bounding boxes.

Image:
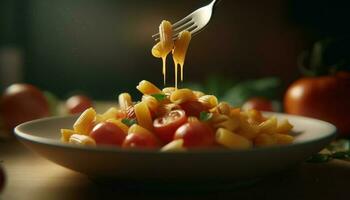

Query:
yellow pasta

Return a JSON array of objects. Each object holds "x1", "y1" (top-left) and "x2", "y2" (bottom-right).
[
  {"x1": 142, "y1": 95, "x2": 159, "y2": 113},
  {"x1": 170, "y1": 88, "x2": 196, "y2": 103},
  {"x1": 134, "y1": 102, "x2": 153, "y2": 131},
  {"x1": 276, "y1": 119, "x2": 293, "y2": 133},
  {"x1": 161, "y1": 139, "x2": 186, "y2": 152},
  {"x1": 136, "y1": 80, "x2": 162, "y2": 95},
  {"x1": 118, "y1": 93, "x2": 132, "y2": 110},
  {"x1": 193, "y1": 90, "x2": 205, "y2": 98},
  {"x1": 198, "y1": 95, "x2": 218, "y2": 109},
  {"x1": 128, "y1": 124, "x2": 154, "y2": 136},
  {"x1": 273, "y1": 134, "x2": 294, "y2": 145},
  {"x1": 259, "y1": 116, "x2": 277, "y2": 134},
  {"x1": 216, "y1": 128, "x2": 252, "y2": 149},
  {"x1": 162, "y1": 87, "x2": 176, "y2": 95},
  {"x1": 61, "y1": 129, "x2": 78, "y2": 143},
  {"x1": 254, "y1": 133, "x2": 277, "y2": 147},
  {"x1": 69, "y1": 134, "x2": 96, "y2": 146},
  {"x1": 73, "y1": 107, "x2": 96, "y2": 135}
]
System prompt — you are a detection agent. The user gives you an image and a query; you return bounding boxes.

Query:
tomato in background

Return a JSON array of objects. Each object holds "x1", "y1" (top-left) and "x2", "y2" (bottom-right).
[
  {"x1": 242, "y1": 97, "x2": 274, "y2": 112},
  {"x1": 174, "y1": 120, "x2": 215, "y2": 148},
  {"x1": 90, "y1": 122, "x2": 126, "y2": 146},
  {"x1": 0, "y1": 84, "x2": 49, "y2": 131},
  {"x1": 284, "y1": 72, "x2": 350, "y2": 136},
  {"x1": 153, "y1": 110, "x2": 187, "y2": 143},
  {"x1": 66, "y1": 95, "x2": 93, "y2": 114}
]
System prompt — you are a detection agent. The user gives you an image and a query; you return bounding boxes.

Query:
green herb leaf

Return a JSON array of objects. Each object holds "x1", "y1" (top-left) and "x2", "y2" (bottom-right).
[
  {"x1": 121, "y1": 118, "x2": 137, "y2": 126},
  {"x1": 151, "y1": 93, "x2": 167, "y2": 101},
  {"x1": 332, "y1": 151, "x2": 350, "y2": 159},
  {"x1": 307, "y1": 153, "x2": 331, "y2": 163},
  {"x1": 199, "y1": 112, "x2": 213, "y2": 122}
]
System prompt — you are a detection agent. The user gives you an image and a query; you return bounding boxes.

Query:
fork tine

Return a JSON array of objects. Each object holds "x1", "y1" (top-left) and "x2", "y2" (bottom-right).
[
  {"x1": 152, "y1": 21, "x2": 195, "y2": 41},
  {"x1": 186, "y1": 24, "x2": 198, "y2": 33},
  {"x1": 173, "y1": 21, "x2": 195, "y2": 34},
  {"x1": 152, "y1": 16, "x2": 192, "y2": 38}
]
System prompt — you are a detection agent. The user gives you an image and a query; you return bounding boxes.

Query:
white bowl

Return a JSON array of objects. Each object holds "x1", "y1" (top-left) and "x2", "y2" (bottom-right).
[{"x1": 14, "y1": 112, "x2": 336, "y2": 181}]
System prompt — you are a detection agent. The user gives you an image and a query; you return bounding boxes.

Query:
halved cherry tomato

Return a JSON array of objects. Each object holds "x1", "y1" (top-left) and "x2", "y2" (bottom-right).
[
  {"x1": 66, "y1": 95, "x2": 93, "y2": 114},
  {"x1": 90, "y1": 122, "x2": 126, "y2": 146},
  {"x1": 153, "y1": 110, "x2": 187, "y2": 143},
  {"x1": 122, "y1": 133, "x2": 159, "y2": 149},
  {"x1": 174, "y1": 120, "x2": 215, "y2": 148},
  {"x1": 179, "y1": 101, "x2": 208, "y2": 117}
]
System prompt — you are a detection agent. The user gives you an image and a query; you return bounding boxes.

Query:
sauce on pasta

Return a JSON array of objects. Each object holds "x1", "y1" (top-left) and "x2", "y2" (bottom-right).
[{"x1": 152, "y1": 20, "x2": 191, "y2": 88}]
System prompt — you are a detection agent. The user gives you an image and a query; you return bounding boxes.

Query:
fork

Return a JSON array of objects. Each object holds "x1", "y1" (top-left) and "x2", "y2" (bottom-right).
[{"x1": 152, "y1": 0, "x2": 221, "y2": 41}]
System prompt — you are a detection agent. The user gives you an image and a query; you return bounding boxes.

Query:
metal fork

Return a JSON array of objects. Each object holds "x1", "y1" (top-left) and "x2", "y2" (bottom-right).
[{"x1": 152, "y1": 0, "x2": 221, "y2": 41}]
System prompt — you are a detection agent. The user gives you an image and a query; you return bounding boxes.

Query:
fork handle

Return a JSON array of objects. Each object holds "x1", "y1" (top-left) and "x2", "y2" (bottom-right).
[{"x1": 210, "y1": 0, "x2": 221, "y2": 8}]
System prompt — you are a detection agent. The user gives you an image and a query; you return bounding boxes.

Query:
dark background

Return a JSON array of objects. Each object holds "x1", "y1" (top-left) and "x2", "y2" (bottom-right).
[{"x1": 0, "y1": 0, "x2": 349, "y2": 99}]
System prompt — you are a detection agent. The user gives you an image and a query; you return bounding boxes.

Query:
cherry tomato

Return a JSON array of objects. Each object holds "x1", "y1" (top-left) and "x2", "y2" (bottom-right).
[
  {"x1": 242, "y1": 97, "x2": 274, "y2": 112},
  {"x1": 179, "y1": 101, "x2": 208, "y2": 117},
  {"x1": 0, "y1": 84, "x2": 49, "y2": 131},
  {"x1": 90, "y1": 122, "x2": 126, "y2": 146},
  {"x1": 122, "y1": 133, "x2": 159, "y2": 149},
  {"x1": 66, "y1": 95, "x2": 93, "y2": 114},
  {"x1": 284, "y1": 72, "x2": 350, "y2": 136},
  {"x1": 153, "y1": 110, "x2": 187, "y2": 143},
  {"x1": 0, "y1": 166, "x2": 5, "y2": 193},
  {"x1": 174, "y1": 120, "x2": 215, "y2": 148}
]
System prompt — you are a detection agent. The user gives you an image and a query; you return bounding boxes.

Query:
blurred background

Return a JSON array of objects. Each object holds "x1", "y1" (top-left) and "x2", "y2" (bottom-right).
[{"x1": 0, "y1": 0, "x2": 349, "y2": 99}]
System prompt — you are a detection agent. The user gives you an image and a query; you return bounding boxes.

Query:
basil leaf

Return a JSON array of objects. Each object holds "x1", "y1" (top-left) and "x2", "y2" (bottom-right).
[
  {"x1": 199, "y1": 112, "x2": 213, "y2": 122},
  {"x1": 332, "y1": 151, "x2": 350, "y2": 159},
  {"x1": 151, "y1": 93, "x2": 167, "y2": 101},
  {"x1": 122, "y1": 118, "x2": 137, "y2": 126}
]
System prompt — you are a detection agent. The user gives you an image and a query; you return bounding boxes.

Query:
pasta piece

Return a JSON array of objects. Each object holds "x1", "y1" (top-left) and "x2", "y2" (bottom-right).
[
  {"x1": 134, "y1": 102, "x2": 153, "y2": 131},
  {"x1": 162, "y1": 87, "x2": 176, "y2": 95},
  {"x1": 212, "y1": 102, "x2": 231, "y2": 115},
  {"x1": 152, "y1": 20, "x2": 174, "y2": 58},
  {"x1": 254, "y1": 133, "x2": 277, "y2": 147},
  {"x1": 237, "y1": 116, "x2": 260, "y2": 139},
  {"x1": 198, "y1": 95, "x2": 218, "y2": 109},
  {"x1": 61, "y1": 129, "x2": 78, "y2": 143},
  {"x1": 161, "y1": 139, "x2": 187, "y2": 152},
  {"x1": 118, "y1": 93, "x2": 132, "y2": 110},
  {"x1": 106, "y1": 119, "x2": 129, "y2": 134},
  {"x1": 136, "y1": 80, "x2": 162, "y2": 95},
  {"x1": 142, "y1": 95, "x2": 159, "y2": 113},
  {"x1": 156, "y1": 103, "x2": 180, "y2": 117},
  {"x1": 173, "y1": 31, "x2": 191, "y2": 67},
  {"x1": 193, "y1": 90, "x2": 205, "y2": 98},
  {"x1": 73, "y1": 108, "x2": 96, "y2": 135},
  {"x1": 259, "y1": 116, "x2": 277, "y2": 134},
  {"x1": 276, "y1": 119, "x2": 293, "y2": 134},
  {"x1": 246, "y1": 109, "x2": 266, "y2": 124},
  {"x1": 212, "y1": 115, "x2": 240, "y2": 132},
  {"x1": 170, "y1": 88, "x2": 196, "y2": 104},
  {"x1": 69, "y1": 134, "x2": 96, "y2": 146},
  {"x1": 216, "y1": 128, "x2": 252, "y2": 149},
  {"x1": 273, "y1": 133, "x2": 294, "y2": 145},
  {"x1": 128, "y1": 124, "x2": 155, "y2": 137},
  {"x1": 99, "y1": 107, "x2": 119, "y2": 122}
]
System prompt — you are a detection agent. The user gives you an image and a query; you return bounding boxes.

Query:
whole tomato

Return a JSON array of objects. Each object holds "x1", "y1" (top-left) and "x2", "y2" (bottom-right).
[
  {"x1": 66, "y1": 95, "x2": 93, "y2": 114},
  {"x1": 0, "y1": 84, "x2": 49, "y2": 131},
  {"x1": 284, "y1": 72, "x2": 350, "y2": 135}
]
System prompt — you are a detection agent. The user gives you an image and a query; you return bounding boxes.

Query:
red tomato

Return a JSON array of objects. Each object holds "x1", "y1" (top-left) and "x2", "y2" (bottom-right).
[
  {"x1": 90, "y1": 122, "x2": 126, "y2": 146},
  {"x1": 0, "y1": 166, "x2": 5, "y2": 193},
  {"x1": 180, "y1": 101, "x2": 208, "y2": 117},
  {"x1": 284, "y1": 72, "x2": 350, "y2": 136},
  {"x1": 242, "y1": 97, "x2": 274, "y2": 112},
  {"x1": 66, "y1": 95, "x2": 93, "y2": 114},
  {"x1": 122, "y1": 133, "x2": 159, "y2": 149},
  {"x1": 0, "y1": 84, "x2": 49, "y2": 130},
  {"x1": 174, "y1": 120, "x2": 215, "y2": 148},
  {"x1": 153, "y1": 110, "x2": 187, "y2": 143}
]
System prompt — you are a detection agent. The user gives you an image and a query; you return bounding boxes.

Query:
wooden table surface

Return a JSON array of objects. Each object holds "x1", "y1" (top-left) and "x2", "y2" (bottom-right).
[{"x1": 1, "y1": 139, "x2": 350, "y2": 200}]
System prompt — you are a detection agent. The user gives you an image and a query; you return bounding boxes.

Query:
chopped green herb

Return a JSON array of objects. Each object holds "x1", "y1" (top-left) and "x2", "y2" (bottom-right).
[
  {"x1": 122, "y1": 118, "x2": 137, "y2": 126},
  {"x1": 307, "y1": 153, "x2": 331, "y2": 163},
  {"x1": 199, "y1": 111, "x2": 213, "y2": 122},
  {"x1": 151, "y1": 93, "x2": 167, "y2": 101}
]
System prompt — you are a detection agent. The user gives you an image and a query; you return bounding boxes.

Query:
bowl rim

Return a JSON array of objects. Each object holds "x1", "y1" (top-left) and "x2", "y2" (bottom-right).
[{"x1": 14, "y1": 112, "x2": 337, "y2": 155}]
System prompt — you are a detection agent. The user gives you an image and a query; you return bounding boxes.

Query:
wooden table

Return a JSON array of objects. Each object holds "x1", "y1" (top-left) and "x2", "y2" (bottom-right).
[{"x1": 1, "y1": 139, "x2": 350, "y2": 200}]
